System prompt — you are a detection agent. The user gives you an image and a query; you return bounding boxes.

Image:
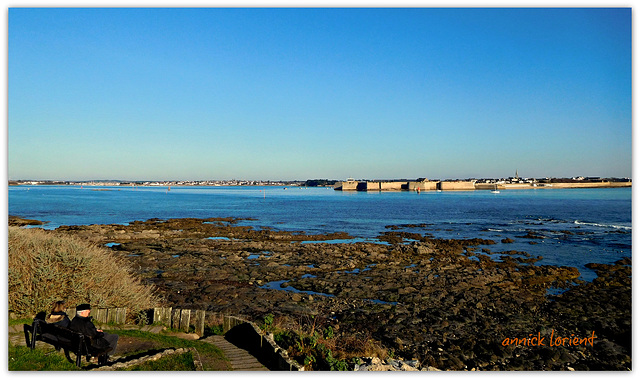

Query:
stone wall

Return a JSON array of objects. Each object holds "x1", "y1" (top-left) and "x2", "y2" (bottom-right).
[
  {"x1": 407, "y1": 181, "x2": 438, "y2": 191},
  {"x1": 438, "y1": 181, "x2": 476, "y2": 191},
  {"x1": 379, "y1": 182, "x2": 404, "y2": 191},
  {"x1": 500, "y1": 183, "x2": 532, "y2": 189},
  {"x1": 92, "y1": 347, "x2": 202, "y2": 371},
  {"x1": 336, "y1": 181, "x2": 358, "y2": 191},
  {"x1": 546, "y1": 181, "x2": 631, "y2": 189},
  {"x1": 335, "y1": 179, "x2": 631, "y2": 192},
  {"x1": 223, "y1": 316, "x2": 304, "y2": 371},
  {"x1": 356, "y1": 182, "x2": 380, "y2": 191},
  {"x1": 474, "y1": 183, "x2": 496, "y2": 190}
]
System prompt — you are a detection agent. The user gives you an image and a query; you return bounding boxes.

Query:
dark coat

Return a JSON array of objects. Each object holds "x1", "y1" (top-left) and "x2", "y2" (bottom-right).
[
  {"x1": 69, "y1": 315, "x2": 110, "y2": 352},
  {"x1": 45, "y1": 311, "x2": 71, "y2": 328}
]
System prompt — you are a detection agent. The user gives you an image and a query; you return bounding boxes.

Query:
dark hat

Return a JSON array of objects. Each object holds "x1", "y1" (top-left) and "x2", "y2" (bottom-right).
[{"x1": 76, "y1": 303, "x2": 91, "y2": 311}]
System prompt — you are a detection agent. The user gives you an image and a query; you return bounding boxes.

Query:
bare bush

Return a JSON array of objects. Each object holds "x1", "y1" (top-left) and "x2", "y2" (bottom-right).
[
  {"x1": 8, "y1": 227, "x2": 160, "y2": 319},
  {"x1": 265, "y1": 312, "x2": 389, "y2": 369}
]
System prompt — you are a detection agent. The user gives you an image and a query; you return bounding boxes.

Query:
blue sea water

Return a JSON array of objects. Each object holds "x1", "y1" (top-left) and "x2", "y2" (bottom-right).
[{"x1": 8, "y1": 185, "x2": 631, "y2": 281}]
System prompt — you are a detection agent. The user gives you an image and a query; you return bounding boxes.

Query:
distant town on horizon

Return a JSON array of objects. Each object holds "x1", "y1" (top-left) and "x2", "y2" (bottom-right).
[{"x1": 8, "y1": 174, "x2": 632, "y2": 188}]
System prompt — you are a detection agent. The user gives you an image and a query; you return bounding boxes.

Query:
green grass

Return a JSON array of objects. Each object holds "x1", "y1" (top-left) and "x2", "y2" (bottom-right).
[
  {"x1": 205, "y1": 324, "x2": 225, "y2": 335},
  {"x1": 9, "y1": 318, "x2": 33, "y2": 327},
  {"x1": 9, "y1": 328, "x2": 232, "y2": 371},
  {"x1": 124, "y1": 352, "x2": 197, "y2": 371},
  {"x1": 8, "y1": 344, "x2": 81, "y2": 371},
  {"x1": 106, "y1": 329, "x2": 231, "y2": 371}
]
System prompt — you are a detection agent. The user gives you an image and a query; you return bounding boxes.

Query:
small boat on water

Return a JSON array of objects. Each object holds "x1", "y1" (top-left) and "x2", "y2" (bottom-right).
[{"x1": 491, "y1": 184, "x2": 500, "y2": 194}]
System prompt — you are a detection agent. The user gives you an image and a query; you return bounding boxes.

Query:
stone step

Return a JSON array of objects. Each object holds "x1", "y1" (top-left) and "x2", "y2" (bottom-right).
[
  {"x1": 204, "y1": 335, "x2": 269, "y2": 371},
  {"x1": 226, "y1": 354, "x2": 257, "y2": 360},
  {"x1": 229, "y1": 358, "x2": 262, "y2": 364},
  {"x1": 229, "y1": 357, "x2": 264, "y2": 364},
  {"x1": 234, "y1": 366, "x2": 268, "y2": 371}
]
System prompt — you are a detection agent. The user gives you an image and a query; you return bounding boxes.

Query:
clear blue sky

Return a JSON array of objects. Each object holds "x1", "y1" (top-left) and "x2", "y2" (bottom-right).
[{"x1": 8, "y1": 7, "x2": 632, "y2": 181}]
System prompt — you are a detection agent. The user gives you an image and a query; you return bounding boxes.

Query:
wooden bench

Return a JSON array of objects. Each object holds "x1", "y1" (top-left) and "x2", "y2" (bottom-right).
[{"x1": 23, "y1": 317, "x2": 111, "y2": 367}]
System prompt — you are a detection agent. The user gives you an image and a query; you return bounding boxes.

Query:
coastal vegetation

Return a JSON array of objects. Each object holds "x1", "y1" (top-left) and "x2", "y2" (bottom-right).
[
  {"x1": 303, "y1": 179, "x2": 338, "y2": 187},
  {"x1": 8, "y1": 226, "x2": 159, "y2": 320},
  {"x1": 260, "y1": 312, "x2": 387, "y2": 371}
]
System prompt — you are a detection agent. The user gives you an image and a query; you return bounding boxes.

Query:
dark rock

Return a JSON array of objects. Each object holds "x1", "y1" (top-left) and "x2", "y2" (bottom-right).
[{"x1": 47, "y1": 217, "x2": 630, "y2": 371}]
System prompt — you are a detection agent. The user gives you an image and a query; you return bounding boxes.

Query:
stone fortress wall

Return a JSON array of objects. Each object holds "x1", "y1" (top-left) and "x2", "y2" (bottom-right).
[{"x1": 335, "y1": 179, "x2": 631, "y2": 192}]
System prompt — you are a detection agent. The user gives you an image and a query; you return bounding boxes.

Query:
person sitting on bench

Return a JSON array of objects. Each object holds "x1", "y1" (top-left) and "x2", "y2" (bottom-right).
[
  {"x1": 69, "y1": 303, "x2": 119, "y2": 357},
  {"x1": 45, "y1": 301, "x2": 71, "y2": 328},
  {"x1": 37, "y1": 300, "x2": 72, "y2": 350}
]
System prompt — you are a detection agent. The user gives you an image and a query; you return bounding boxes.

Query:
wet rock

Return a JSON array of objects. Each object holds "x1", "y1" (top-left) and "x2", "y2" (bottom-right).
[
  {"x1": 8, "y1": 215, "x2": 47, "y2": 226},
  {"x1": 517, "y1": 231, "x2": 545, "y2": 240}
]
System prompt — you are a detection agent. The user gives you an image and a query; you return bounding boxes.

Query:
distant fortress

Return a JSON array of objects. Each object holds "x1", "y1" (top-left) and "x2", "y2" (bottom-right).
[{"x1": 333, "y1": 178, "x2": 631, "y2": 191}]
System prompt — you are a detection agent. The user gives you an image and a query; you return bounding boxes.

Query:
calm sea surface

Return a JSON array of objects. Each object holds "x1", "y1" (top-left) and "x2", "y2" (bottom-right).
[{"x1": 8, "y1": 185, "x2": 631, "y2": 282}]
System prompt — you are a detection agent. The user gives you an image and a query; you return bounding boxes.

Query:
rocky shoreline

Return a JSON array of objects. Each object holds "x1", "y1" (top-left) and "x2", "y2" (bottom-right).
[{"x1": 12, "y1": 216, "x2": 631, "y2": 370}]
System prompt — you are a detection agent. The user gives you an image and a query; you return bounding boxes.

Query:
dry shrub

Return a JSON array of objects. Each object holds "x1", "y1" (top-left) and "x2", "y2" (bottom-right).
[
  {"x1": 267, "y1": 312, "x2": 389, "y2": 369},
  {"x1": 335, "y1": 331, "x2": 389, "y2": 360},
  {"x1": 8, "y1": 226, "x2": 159, "y2": 319}
]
